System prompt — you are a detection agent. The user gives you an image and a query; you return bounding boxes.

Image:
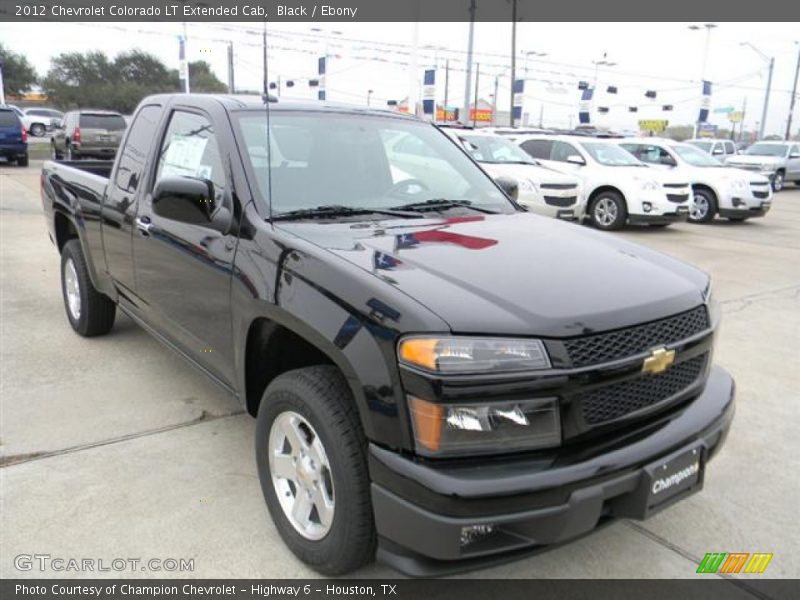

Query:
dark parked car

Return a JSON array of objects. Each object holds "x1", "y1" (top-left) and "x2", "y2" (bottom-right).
[
  {"x1": 41, "y1": 95, "x2": 734, "y2": 576},
  {"x1": 51, "y1": 110, "x2": 126, "y2": 160},
  {"x1": 0, "y1": 107, "x2": 28, "y2": 166}
]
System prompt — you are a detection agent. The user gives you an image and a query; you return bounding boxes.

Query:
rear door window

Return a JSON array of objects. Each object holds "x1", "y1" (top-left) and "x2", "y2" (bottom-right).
[
  {"x1": 80, "y1": 114, "x2": 127, "y2": 130},
  {"x1": 520, "y1": 139, "x2": 553, "y2": 160}
]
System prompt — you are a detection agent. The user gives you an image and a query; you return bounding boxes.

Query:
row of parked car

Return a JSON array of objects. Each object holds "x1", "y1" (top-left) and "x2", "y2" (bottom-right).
[
  {"x1": 0, "y1": 105, "x2": 128, "y2": 167},
  {"x1": 438, "y1": 126, "x2": 798, "y2": 230}
]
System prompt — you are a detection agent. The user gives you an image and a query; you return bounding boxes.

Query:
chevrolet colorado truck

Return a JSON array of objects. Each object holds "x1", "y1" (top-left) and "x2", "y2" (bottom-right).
[{"x1": 41, "y1": 94, "x2": 735, "y2": 576}]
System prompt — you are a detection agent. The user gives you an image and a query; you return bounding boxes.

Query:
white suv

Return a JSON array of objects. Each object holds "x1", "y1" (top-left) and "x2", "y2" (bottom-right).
[
  {"x1": 442, "y1": 129, "x2": 585, "y2": 220},
  {"x1": 515, "y1": 134, "x2": 692, "y2": 230},
  {"x1": 618, "y1": 138, "x2": 772, "y2": 223}
]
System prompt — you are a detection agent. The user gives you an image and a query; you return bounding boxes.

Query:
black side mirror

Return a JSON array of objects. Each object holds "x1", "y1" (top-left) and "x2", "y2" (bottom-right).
[
  {"x1": 494, "y1": 175, "x2": 519, "y2": 201},
  {"x1": 153, "y1": 176, "x2": 215, "y2": 224}
]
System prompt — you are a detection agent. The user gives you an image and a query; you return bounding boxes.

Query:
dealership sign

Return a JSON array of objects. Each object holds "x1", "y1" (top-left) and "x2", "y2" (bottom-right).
[{"x1": 638, "y1": 119, "x2": 669, "y2": 133}]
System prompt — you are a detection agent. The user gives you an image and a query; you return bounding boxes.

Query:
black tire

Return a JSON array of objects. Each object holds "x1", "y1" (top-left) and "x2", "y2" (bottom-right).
[
  {"x1": 30, "y1": 123, "x2": 46, "y2": 137},
  {"x1": 772, "y1": 171, "x2": 784, "y2": 192},
  {"x1": 66, "y1": 144, "x2": 79, "y2": 161},
  {"x1": 60, "y1": 239, "x2": 116, "y2": 337},
  {"x1": 589, "y1": 190, "x2": 627, "y2": 231},
  {"x1": 689, "y1": 188, "x2": 717, "y2": 224},
  {"x1": 255, "y1": 366, "x2": 375, "y2": 575},
  {"x1": 51, "y1": 142, "x2": 63, "y2": 160},
  {"x1": 17, "y1": 154, "x2": 29, "y2": 167}
]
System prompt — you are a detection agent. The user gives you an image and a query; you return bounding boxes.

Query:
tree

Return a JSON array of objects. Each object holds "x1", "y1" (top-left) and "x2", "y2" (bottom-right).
[
  {"x1": 0, "y1": 43, "x2": 38, "y2": 97},
  {"x1": 170, "y1": 61, "x2": 227, "y2": 93},
  {"x1": 43, "y1": 51, "x2": 227, "y2": 112}
]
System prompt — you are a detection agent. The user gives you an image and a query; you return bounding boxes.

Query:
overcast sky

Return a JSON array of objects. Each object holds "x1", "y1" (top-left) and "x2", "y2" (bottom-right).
[{"x1": 1, "y1": 21, "x2": 798, "y2": 135}]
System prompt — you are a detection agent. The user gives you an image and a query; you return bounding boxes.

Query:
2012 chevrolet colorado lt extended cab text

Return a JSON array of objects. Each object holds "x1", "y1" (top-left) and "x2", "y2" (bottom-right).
[{"x1": 41, "y1": 94, "x2": 735, "y2": 576}]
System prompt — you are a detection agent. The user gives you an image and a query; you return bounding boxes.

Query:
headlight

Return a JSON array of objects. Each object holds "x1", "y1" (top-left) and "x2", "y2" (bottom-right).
[
  {"x1": 640, "y1": 180, "x2": 660, "y2": 191},
  {"x1": 398, "y1": 336, "x2": 550, "y2": 374},
  {"x1": 704, "y1": 280, "x2": 721, "y2": 326},
  {"x1": 408, "y1": 395, "x2": 561, "y2": 456},
  {"x1": 517, "y1": 178, "x2": 536, "y2": 193}
]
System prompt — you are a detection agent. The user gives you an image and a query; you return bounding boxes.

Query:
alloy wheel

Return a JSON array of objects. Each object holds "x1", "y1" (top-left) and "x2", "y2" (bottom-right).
[
  {"x1": 594, "y1": 197, "x2": 618, "y2": 227},
  {"x1": 268, "y1": 411, "x2": 335, "y2": 540},
  {"x1": 64, "y1": 258, "x2": 81, "y2": 321}
]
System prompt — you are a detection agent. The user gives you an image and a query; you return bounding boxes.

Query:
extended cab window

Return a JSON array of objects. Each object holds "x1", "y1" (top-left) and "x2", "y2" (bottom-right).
[
  {"x1": 154, "y1": 111, "x2": 226, "y2": 208},
  {"x1": 520, "y1": 139, "x2": 553, "y2": 160},
  {"x1": 114, "y1": 105, "x2": 161, "y2": 193}
]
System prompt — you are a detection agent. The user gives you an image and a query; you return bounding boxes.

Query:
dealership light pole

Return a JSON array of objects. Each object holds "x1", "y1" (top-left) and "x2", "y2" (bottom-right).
[
  {"x1": 462, "y1": 0, "x2": 476, "y2": 124},
  {"x1": 509, "y1": 0, "x2": 518, "y2": 127},
  {"x1": 740, "y1": 42, "x2": 774, "y2": 140},
  {"x1": 689, "y1": 23, "x2": 717, "y2": 138},
  {"x1": 524, "y1": 50, "x2": 548, "y2": 127},
  {"x1": 0, "y1": 59, "x2": 5, "y2": 106},
  {"x1": 786, "y1": 41, "x2": 800, "y2": 141}
]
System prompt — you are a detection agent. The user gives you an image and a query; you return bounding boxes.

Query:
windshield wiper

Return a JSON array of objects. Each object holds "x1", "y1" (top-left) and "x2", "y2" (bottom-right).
[
  {"x1": 271, "y1": 204, "x2": 423, "y2": 221},
  {"x1": 388, "y1": 198, "x2": 499, "y2": 214}
]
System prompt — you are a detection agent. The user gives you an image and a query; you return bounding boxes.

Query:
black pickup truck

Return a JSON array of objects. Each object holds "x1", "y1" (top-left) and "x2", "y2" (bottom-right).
[{"x1": 41, "y1": 94, "x2": 734, "y2": 576}]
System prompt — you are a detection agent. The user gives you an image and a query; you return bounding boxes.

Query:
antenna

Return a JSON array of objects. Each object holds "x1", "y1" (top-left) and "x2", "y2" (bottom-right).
[{"x1": 263, "y1": 21, "x2": 274, "y2": 220}]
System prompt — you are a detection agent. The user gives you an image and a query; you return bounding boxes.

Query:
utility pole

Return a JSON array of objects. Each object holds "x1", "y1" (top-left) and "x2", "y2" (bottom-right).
[
  {"x1": 443, "y1": 59, "x2": 450, "y2": 115},
  {"x1": 462, "y1": 0, "x2": 476, "y2": 124},
  {"x1": 179, "y1": 23, "x2": 190, "y2": 93},
  {"x1": 0, "y1": 59, "x2": 5, "y2": 106},
  {"x1": 490, "y1": 77, "x2": 497, "y2": 126},
  {"x1": 509, "y1": 0, "x2": 517, "y2": 127},
  {"x1": 786, "y1": 42, "x2": 800, "y2": 141},
  {"x1": 761, "y1": 57, "x2": 774, "y2": 140},
  {"x1": 473, "y1": 64, "x2": 480, "y2": 128},
  {"x1": 741, "y1": 42, "x2": 773, "y2": 140},
  {"x1": 227, "y1": 42, "x2": 235, "y2": 94}
]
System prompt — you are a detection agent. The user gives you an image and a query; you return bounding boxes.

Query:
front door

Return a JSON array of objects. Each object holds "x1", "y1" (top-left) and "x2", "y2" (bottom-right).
[{"x1": 132, "y1": 108, "x2": 238, "y2": 386}]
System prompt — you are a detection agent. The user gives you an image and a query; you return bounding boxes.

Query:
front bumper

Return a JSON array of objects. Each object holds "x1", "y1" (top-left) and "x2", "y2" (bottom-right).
[
  {"x1": 628, "y1": 211, "x2": 689, "y2": 225},
  {"x1": 719, "y1": 204, "x2": 771, "y2": 219},
  {"x1": 371, "y1": 365, "x2": 735, "y2": 576}
]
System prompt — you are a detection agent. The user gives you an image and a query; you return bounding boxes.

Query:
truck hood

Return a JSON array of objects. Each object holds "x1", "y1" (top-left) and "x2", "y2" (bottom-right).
[
  {"x1": 726, "y1": 155, "x2": 784, "y2": 167},
  {"x1": 480, "y1": 162, "x2": 579, "y2": 185},
  {"x1": 278, "y1": 213, "x2": 708, "y2": 337}
]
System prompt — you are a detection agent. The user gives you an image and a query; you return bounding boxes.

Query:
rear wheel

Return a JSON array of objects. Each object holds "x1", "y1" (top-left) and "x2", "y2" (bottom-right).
[
  {"x1": 17, "y1": 154, "x2": 29, "y2": 167},
  {"x1": 255, "y1": 366, "x2": 375, "y2": 575},
  {"x1": 589, "y1": 191, "x2": 627, "y2": 231},
  {"x1": 66, "y1": 145, "x2": 79, "y2": 161},
  {"x1": 60, "y1": 239, "x2": 116, "y2": 336},
  {"x1": 689, "y1": 188, "x2": 717, "y2": 224},
  {"x1": 51, "y1": 142, "x2": 63, "y2": 160},
  {"x1": 772, "y1": 171, "x2": 784, "y2": 192},
  {"x1": 30, "y1": 123, "x2": 46, "y2": 137}
]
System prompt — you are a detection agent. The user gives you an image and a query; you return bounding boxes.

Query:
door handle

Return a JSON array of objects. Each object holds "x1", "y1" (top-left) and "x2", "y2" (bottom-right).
[{"x1": 135, "y1": 215, "x2": 152, "y2": 236}]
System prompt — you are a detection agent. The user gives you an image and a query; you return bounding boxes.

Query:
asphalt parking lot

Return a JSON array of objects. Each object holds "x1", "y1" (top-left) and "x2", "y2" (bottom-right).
[{"x1": 1, "y1": 160, "x2": 798, "y2": 581}]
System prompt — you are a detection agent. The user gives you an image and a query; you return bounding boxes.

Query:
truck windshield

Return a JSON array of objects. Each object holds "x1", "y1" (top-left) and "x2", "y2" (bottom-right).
[
  {"x1": 744, "y1": 143, "x2": 788, "y2": 157},
  {"x1": 582, "y1": 142, "x2": 643, "y2": 167},
  {"x1": 234, "y1": 111, "x2": 514, "y2": 217},
  {"x1": 456, "y1": 134, "x2": 536, "y2": 165},
  {"x1": 671, "y1": 144, "x2": 724, "y2": 167},
  {"x1": 687, "y1": 141, "x2": 713, "y2": 153}
]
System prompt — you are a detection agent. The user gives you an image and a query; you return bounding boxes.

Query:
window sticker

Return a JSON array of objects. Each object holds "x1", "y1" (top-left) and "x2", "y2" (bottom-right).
[{"x1": 161, "y1": 135, "x2": 208, "y2": 179}]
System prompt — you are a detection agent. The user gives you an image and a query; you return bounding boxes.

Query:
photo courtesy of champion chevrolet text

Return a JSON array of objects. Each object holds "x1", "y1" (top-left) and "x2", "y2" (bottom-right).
[{"x1": 0, "y1": 0, "x2": 798, "y2": 598}]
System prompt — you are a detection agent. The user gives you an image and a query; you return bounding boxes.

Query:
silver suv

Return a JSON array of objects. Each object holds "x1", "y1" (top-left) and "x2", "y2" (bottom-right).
[
  {"x1": 51, "y1": 110, "x2": 127, "y2": 161},
  {"x1": 724, "y1": 141, "x2": 800, "y2": 192}
]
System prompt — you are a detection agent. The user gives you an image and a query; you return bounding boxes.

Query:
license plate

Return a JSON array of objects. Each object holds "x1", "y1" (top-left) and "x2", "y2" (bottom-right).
[
  {"x1": 677, "y1": 206, "x2": 689, "y2": 214},
  {"x1": 557, "y1": 209, "x2": 575, "y2": 220},
  {"x1": 98, "y1": 135, "x2": 111, "y2": 142},
  {"x1": 644, "y1": 445, "x2": 703, "y2": 512}
]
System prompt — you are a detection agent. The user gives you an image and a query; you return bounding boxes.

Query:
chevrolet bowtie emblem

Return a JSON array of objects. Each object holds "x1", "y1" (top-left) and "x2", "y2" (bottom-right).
[{"x1": 642, "y1": 347, "x2": 676, "y2": 375}]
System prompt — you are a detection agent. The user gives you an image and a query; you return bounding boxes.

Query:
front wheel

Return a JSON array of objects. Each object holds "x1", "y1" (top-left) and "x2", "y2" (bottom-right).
[
  {"x1": 255, "y1": 366, "x2": 376, "y2": 575},
  {"x1": 772, "y1": 171, "x2": 784, "y2": 192},
  {"x1": 589, "y1": 191, "x2": 627, "y2": 231},
  {"x1": 689, "y1": 189, "x2": 717, "y2": 224},
  {"x1": 61, "y1": 239, "x2": 116, "y2": 336}
]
